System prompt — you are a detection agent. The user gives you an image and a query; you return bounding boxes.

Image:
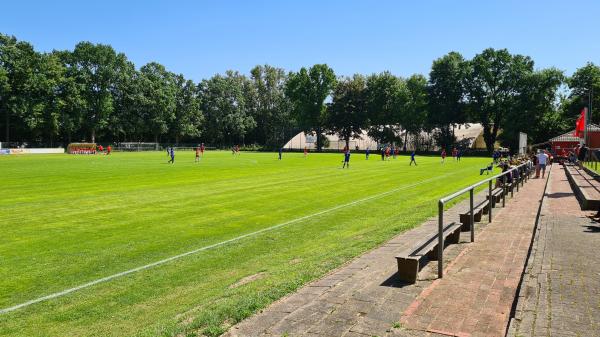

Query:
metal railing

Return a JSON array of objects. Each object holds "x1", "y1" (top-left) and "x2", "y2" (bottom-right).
[{"x1": 436, "y1": 161, "x2": 533, "y2": 278}]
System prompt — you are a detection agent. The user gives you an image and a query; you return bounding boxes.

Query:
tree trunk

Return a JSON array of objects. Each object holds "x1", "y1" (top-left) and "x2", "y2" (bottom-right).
[
  {"x1": 4, "y1": 108, "x2": 9, "y2": 143},
  {"x1": 483, "y1": 124, "x2": 494, "y2": 154},
  {"x1": 404, "y1": 131, "x2": 408, "y2": 151},
  {"x1": 345, "y1": 135, "x2": 350, "y2": 149},
  {"x1": 316, "y1": 127, "x2": 322, "y2": 152}
]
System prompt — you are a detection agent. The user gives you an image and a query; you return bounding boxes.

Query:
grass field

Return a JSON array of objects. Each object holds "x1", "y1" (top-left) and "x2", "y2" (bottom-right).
[{"x1": 0, "y1": 151, "x2": 493, "y2": 337}]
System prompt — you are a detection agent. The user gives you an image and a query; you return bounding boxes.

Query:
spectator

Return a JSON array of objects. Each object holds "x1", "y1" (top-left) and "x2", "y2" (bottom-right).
[
  {"x1": 536, "y1": 149, "x2": 549, "y2": 178},
  {"x1": 578, "y1": 144, "x2": 588, "y2": 163}
]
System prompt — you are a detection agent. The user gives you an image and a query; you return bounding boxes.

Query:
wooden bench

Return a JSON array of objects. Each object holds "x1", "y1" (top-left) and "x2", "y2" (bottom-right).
[
  {"x1": 486, "y1": 187, "x2": 504, "y2": 205},
  {"x1": 459, "y1": 199, "x2": 489, "y2": 231},
  {"x1": 505, "y1": 182, "x2": 515, "y2": 197},
  {"x1": 395, "y1": 222, "x2": 462, "y2": 284}
]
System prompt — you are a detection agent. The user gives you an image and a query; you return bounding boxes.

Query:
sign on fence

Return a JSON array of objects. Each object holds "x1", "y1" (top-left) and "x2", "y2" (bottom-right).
[{"x1": 519, "y1": 132, "x2": 528, "y2": 155}]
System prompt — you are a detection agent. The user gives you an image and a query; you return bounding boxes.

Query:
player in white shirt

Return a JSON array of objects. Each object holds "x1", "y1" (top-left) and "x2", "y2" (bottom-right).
[{"x1": 536, "y1": 150, "x2": 549, "y2": 178}]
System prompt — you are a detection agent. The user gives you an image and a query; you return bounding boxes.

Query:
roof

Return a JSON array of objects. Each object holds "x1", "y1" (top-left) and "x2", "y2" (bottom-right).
[{"x1": 550, "y1": 124, "x2": 600, "y2": 142}]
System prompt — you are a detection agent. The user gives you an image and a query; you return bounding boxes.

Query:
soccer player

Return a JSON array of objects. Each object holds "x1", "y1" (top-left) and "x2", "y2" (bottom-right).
[
  {"x1": 98, "y1": 145, "x2": 104, "y2": 153},
  {"x1": 195, "y1": 146, "x2": 201, "y2": 162},
  {"x1": 365, "y1": 147, "x2": 370, "y2": 160},
  {"x1": 168, "y1": 147, "x2": 175, "y2": 164},
  {"x1": 278, "y1": 147, "x2": 283, "y2": 160},
  {"x1": 200, "y1": 143, "x2": 205, "y2": 156},
  {"x1": 456, "y1": 149, "x2": 462, "y2": 161},
  {"x1": 452, "y1": 147, "x2": 457, "y2": 161},
  {"x1": 304, "y1": 146, "x2": 308, "y2": 158},
  {"x1": 385, "y1": 146, "x2": 390, "y2": 160},
  {"x1": 380, "y1": 146, "x2": 385, "y2": 161},
  {"x1": 342, "y1": 149, "x2": 351, "y2": 168},
  {"x1": 410, "y1": 150, "x2": 417, "y2": 166},
  {"x1": 106, "y1": 145, "x2": 111, "y2": 155},
  {"x1": 441, "y1": 149, "x2": 446, "y2": 163}
]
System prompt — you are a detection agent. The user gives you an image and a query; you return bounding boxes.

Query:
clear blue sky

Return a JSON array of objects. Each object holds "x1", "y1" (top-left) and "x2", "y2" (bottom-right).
[{"x1": 2, "y1": 0, "x2": 599, "y2": 82}]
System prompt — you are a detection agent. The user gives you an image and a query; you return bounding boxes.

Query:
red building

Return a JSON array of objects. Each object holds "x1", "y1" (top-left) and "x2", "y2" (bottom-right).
[{"x1": 549, "y1": 124, "x2": 600, "y2": 155}]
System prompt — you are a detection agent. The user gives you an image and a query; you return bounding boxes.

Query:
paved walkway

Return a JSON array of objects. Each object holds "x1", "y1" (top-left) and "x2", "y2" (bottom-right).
[
  {"x1": 396, "y1": 170, "x2": 548, "y2": 337},
  {"x1": 224, "y1": 171, "x2": 547, "y2": 337},
  {"x1": 508, "y1": 165, "x2": 600, "y2": 337}
]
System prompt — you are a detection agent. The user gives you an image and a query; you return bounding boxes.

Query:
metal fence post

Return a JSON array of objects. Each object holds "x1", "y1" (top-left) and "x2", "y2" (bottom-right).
[
  {"x1": 470, "y1": 188, "x2": 475, "y2": 242},
  {"x1": 520, "y1": 167, "x2": 525, "y2": 186},
  {"x1": 438, "y1": 200, "x2": 444, "y2": 279},
  {"x1": 502, "y1": 174, "x2": 506, "y2": 207},
  {"x1": 488, "y1": 180, "x2": 493, "y2": 222},
  {"x1": 511, "y1": 170, "x2": 514, "y2": 198}
]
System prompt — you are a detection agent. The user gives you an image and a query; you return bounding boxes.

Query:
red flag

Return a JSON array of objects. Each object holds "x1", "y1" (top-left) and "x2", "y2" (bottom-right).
[{"x1": 575, "y1": 108, "x2": 586, "y2": 137}]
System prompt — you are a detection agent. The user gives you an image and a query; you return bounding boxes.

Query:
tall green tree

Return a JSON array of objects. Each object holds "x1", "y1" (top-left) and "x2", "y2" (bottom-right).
[
  {"x1": 248, "y1": 65, "x2": 292, "y2": 147},
  {"x1": 500, "y1": 68, "x2": 564, "y2": 150},
  {"x1": 285, "y1": 64, "x2": 336, "y2": 151},
  {"x1": 199, "y1": 71, "x2": 256, "y2": 145},
  {"x1": 428, "y1": 51, "x2": 468, "y2": 150},
  {"x1": 0, "y1": 33, "x2": 39, "y2": 143},
  {"x1": 170, "y1": 74, "x2": 203, "y2": 144},
  {"x1": 566, "y1": 62, "x2": 600, "y2": 122},
  {"x1": 65, "y1": 42, "x2": 130, "y2": 143},
  {"x1": 404, "y1": 74, "x2": 429, "y2": 150},
  {"x1": 465, "y1": 48, "x2": 534, "y2": 152},
  {"x1": 136, "y1": 62, "x2": 177, "y2": 144},
  {"x1": 365, "y1": 71, "x2": 409, "y2": 145},
  {"x1": 326, "y1": 74, "x2": 368, "y2": 148},
  {"x1": 105, "y1": 57, "x2": 137, "y2": 143},
  {"x1": 30, "y1": 52, "x2": 67, "y2": 146}
]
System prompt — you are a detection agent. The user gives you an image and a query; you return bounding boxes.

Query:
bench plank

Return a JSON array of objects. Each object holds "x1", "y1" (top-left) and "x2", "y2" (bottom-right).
[{"x1": 395, "y1": 222, "x2": 461, "y2": 283}]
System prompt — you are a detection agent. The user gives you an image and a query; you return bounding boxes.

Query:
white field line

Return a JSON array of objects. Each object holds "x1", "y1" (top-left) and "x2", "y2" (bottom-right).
[{"x1": 0, "y1": 169, "x2": 468, "y2": 314}]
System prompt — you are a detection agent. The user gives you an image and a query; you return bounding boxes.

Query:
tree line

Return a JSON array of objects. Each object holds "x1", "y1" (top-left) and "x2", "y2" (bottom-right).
[{"x1": 1, "y1": 32, "x2": 598, "y2": 152}]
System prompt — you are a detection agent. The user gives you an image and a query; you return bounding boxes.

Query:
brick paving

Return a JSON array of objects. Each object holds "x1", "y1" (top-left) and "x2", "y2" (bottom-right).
[
  {"x1": 396, "y1": 169, "x2": 547, "y2": 337},
  {"x1": 223, "y1": 170, "x2": 545, "y2": 337},
  {"x1": 507, "y1": 165, "x2": 600, "y2": 337}
]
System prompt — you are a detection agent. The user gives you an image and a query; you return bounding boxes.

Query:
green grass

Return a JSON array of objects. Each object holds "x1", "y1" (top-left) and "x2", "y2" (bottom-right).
[
  {"x1": 0, "y1": 151, "x2": 493, "y2": 337},
  {"x1": 583, "y1": 161, "x2": 600, "y2": 174}
]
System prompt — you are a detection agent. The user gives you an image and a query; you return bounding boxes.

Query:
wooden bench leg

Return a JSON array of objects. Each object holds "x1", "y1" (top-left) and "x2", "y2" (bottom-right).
[
  {"x1": 396, "y1": 258, "x2": 419, "y2": 284},
  {"x1": 447, "y1": 228, "x2": 461, "y2": 244},
  {"x1": 461, "y1": 220, "x2": 471, "y2": 232}
]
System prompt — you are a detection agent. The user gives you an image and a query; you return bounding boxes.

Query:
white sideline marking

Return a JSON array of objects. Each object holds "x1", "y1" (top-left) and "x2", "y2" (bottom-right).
[{"x1": 0, "y1": 169, "x2": 468, "y2": 314}]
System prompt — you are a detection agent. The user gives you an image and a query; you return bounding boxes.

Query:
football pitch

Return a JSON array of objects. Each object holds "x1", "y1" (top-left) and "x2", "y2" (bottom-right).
[{"x1": 0, "y1": 151, "x2": 492, "y2": 337}]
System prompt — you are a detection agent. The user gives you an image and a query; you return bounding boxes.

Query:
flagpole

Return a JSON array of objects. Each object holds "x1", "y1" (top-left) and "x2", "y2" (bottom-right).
[{"x1": 584, "y1": 107, "x2": 588, "y2": 146}]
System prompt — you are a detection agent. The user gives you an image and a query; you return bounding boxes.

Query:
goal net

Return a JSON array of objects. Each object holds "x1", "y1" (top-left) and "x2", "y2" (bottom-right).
[{"x1": 116, "y1": 142, "x2": 159, "y2": 151}]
